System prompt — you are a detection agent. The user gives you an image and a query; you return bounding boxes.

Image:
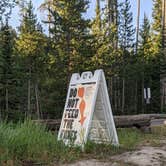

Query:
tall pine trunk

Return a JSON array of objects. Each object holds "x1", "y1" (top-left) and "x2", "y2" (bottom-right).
[
  {"x1": 142, "y1": 73, "x2": 145, "y2": 113},
  {"x1": 134, "y1": 80, "x2": 138, "y2": 113},
  {"x1": 67, "y1": 33, "x2": 71, "y2": 86},
  {"x1": 136, "y1": 0, "x2": 140, "y2": 54},
  {"x1": 122, "y1": 77, "x2": 125, "y2": 113},
  {"x1": 5, "y1": 82, "x2": 9, "y2": 113},
  {"x1": 35, "y1": 82, "x2": 40, "y2": 119},
  {"x1": 28, "y1": 66, "x2": 31, "y2": 116}
]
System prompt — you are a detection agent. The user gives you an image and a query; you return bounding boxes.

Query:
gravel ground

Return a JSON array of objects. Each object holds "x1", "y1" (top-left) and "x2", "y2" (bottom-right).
[{"x1": 62, "y1": 143, "x2": 166, "y2": 166}]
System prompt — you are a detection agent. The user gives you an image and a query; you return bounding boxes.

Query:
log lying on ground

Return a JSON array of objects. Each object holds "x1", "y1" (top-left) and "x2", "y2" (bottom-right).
[
  {"x1": 114, "y1": 114, "x2": 166, "y2": 128},
  {"x1": 33, "y1": 119, "x2": 61, "y2": 131},
  {"x1": 33, "y1": 114, "x2": 166, "y2": 131}
]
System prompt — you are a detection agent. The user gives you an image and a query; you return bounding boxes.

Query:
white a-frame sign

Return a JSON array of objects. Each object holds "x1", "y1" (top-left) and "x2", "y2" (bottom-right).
[{"x1": 58, "y1": 69, "x2": 119, "y2": 147}]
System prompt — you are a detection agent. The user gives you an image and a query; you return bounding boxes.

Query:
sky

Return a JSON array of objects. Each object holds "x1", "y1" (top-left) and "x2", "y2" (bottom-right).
[{"x1": 9, "y1": 0, "x2": 153, "y2": 33}]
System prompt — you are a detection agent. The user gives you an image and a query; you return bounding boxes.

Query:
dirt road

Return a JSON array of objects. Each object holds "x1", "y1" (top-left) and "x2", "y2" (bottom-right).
[{"x1": 63, "y1": 141, "x2": 166, "y2": 166}]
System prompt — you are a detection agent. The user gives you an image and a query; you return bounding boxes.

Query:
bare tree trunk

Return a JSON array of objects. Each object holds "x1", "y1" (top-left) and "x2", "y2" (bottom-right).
[
  {"x1": 117, "y1": 77, "x2": 120, "y2": 111},
  {"x1": 5, "y1": 82, "x2": 9, "y2": 113},
  {"x1": 114, "y1": 0, "x2": 118, "y2": 49},
  {"x1": 142, "y1": 74, "x2": 145, "y2": 113},
  {"x1": 66, "y1": 32, "x2": 72, "y2": 86},
  {"x1": 110, "y1": 77, "x2": 113, "y2": 98},
  {"x1": 122, "y1": 77, "x2": 125, "y2": 113},
  {"x1": 134, "y1": 80, "x2": 138, "y2": 113},
  {"x1": 136, "y1": 0, "x2": 140, "y2": 54},
  {"x1": 114, "y1": 77, "x2": 117, "y2": 111},
  {"x1": 35, "y1": 82, "x2": 40, "y2": 119},
  {"x1": 28, "y1": 66, "x2": 31, "y2": 116}
]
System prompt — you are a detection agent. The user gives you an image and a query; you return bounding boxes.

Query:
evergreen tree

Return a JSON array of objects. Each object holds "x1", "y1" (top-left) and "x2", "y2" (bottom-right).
[
  {"x1": 139, "y1": 14, "x2": 152, "y2": 59},
  {"x1": 118, "y1": 0, "x2": 135, "y2": 113},
  {"x1": 15, "y1": 0, "x2": 47, "y2": 118},
  {"x1": 152, "y1": 0, "x2": 162, "y2": 53},
  {"x1": 92, "y1": 0, "x2": 101, "y2": 35},
  {"x1": 0, "y1": 21, "x2": 16, "y2": 115},
  {"x1": 152, "y1": 0, "x2": 162, "y2": 112},
  {"x1": 119, "y1": 0, "x2": 135, "y2": 50},
  {"x1": 39, "y1": 0, "x2": 90, "y2": 117},
  {"x1": 138, "y1": 14, "x2": 152, "y2": 113}
]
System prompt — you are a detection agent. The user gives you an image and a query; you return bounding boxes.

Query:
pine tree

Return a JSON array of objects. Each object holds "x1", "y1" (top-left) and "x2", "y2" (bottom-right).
[
  {"x1": 107, "y1": 0, "x2": 118, "y2": 48},
  {"x1": 39, "y1": 0, "x2": 91, "y2": 117},
  {"x1": 152, "y1": 0, "x2": 163, "y2": 109},
  {"x1": 138, "y1": 14, "x2": 152, "y2": 113},
  {"x1": 92, "y1": 0, "x2": 101, "y2": 35},
  {"x1": 118, "y1": 0, "x2": 135, "y2": 113},
  {"x1": 16, "y1": 0, "x2": 47, "y2": 118},
  {"x1": 119, "y1": 0, "x2": 135, "y2": 50},
  {"x1": 139, "y1": 14, "x2": 152, "y2": 59},
  {"x1": 0, "y1": 21, "x2": 15, "y2": 115},
  {"x1": 152, "y1": 0, "x2": 162, "y2": 53}
]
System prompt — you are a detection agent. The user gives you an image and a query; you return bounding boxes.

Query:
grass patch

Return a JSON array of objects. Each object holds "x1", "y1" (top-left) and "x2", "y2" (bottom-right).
[
  {"x1": 151, "y1": 125, "x2": 166, "y2": 136},
  {"x1": 0, "y1": 120, "x2": 81, "y2": 165},
  {"x1": 0, "y1": 121, "x2": 165, "y2": 165},
  {"x1": 118, "y1": 128, "x2": 144, "y2": 149}
]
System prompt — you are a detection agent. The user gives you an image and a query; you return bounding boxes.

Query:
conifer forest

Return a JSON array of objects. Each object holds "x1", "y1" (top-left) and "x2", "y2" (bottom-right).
[{"x1": 0, "y1": 0, "x2": 165, "y2": 121}]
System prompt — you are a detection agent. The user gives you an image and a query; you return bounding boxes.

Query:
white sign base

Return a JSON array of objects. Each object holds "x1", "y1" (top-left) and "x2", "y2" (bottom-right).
[{"x1": 58, "y1": 69, "x2": 119, "y2": 147}]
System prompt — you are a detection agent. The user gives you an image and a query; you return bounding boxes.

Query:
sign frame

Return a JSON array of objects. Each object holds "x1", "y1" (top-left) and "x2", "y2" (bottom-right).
[{"x1": 58, "y1": 69, "x2": 119, "y2": 147}]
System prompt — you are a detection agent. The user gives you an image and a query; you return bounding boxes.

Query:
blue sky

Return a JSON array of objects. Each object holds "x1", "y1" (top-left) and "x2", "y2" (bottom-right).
[{"x1": 9, "y1": 0, "x2": 153, "y2": 33}]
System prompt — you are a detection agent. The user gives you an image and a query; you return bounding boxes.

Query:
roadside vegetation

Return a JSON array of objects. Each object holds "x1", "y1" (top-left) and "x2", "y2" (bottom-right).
[{"x1": 0, "y1": 120, "x2": 165, "y2": 165}]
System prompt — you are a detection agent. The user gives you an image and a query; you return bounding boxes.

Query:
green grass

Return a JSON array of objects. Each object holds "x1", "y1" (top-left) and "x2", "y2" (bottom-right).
[
  {"x1": 0, "y1": 121, "x2": 164, "y2": 165},
  {"x1": 0, "y1": 120, "x2": 81, "y2": 165},
  {"x1": 151, "y1": 125, "x2": 166, "y2": 136}
]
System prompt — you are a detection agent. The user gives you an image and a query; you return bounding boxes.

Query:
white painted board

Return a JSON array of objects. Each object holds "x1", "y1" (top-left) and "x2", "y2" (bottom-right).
[{"x1": 58, "y1": 69, "x2": 119, "y2": 147}]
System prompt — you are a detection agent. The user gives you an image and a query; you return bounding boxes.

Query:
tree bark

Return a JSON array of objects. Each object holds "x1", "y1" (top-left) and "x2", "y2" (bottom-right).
[
  {"x1": 114, "y1": 77, "x2": 117, "y2": 111},
  {"x1": 35, "y1": 82, "x2": 40, "y2": 119},
  {"x1": 5, "y1": 82, "x2": 9, "y2": 113},
  {"x1": 135, "y1": 80, "x2": 138, "y2": 113},
  {"x1": 122, "y1": 77, "x2": 125, "y2": 113},
  {"x1": 136, "y1": 0, "x2": 140, "y2": 54},
  {"x1": 142, "y1": 74, "x2": 145, "y2": 113},
  {"x1": 28, "y1": 66, "x2": 31, "y2": 116}
]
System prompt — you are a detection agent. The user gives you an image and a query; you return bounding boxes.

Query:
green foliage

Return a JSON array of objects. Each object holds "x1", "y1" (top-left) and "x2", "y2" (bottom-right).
[
  {"x1": 0, "y1": 0, "x2": 163, "y2": 118},
  {"x1": 152, "y1": 0, "x2": 162, "y2": 53},
  {"x1": 0, "y1": 120, "x2": 81, "y2": 164},
  {"x1": 0, "y1": 22, "x2": 16, "y2": 113},
  {"x1": 118, "y1": 128, "x2": 144, "y2": 149},
  {"x1": 119, "y1": 0, "x2": 135, "y2": 50}
]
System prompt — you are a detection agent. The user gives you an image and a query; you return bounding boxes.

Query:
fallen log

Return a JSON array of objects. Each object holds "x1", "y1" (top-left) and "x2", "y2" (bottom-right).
[
  {"x1": 33, "y1": 119, "x2": 61, "y2": 131},
  {"x1": 33, "y1": 114, "x2": 166, "y2": 131},
  {"x1": 114, "y1": 114, "x2": 166, "y2": 128}
]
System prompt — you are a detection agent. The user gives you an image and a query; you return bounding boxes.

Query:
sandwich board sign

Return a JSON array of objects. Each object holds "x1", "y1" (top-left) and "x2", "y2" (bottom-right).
[{"x1": 58, "y1": 69, "x2": 119, "y2": 147}]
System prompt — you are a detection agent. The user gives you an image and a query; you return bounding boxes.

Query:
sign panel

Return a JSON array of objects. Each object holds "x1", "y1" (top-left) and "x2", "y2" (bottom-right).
[
  {"x1": 58, "y1": 69, "x2": 119, "y2": 147},
  {"x1": 144, "y1": 88, "x2": 151, "y2": 104}
]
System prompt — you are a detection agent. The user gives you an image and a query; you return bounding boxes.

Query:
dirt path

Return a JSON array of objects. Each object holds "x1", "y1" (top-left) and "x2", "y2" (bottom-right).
[
  {"x1": 111, "y1": 146, "x2": 166, "y2": 166},
  {"x1": 63, "y1": 144, "x2": 166, "y2": 166}
]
